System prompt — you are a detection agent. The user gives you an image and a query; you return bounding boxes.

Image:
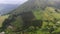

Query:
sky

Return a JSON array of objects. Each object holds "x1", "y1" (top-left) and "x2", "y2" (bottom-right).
[{"x1": 0, "y1": 0, "x2": 28, "y2": 4}]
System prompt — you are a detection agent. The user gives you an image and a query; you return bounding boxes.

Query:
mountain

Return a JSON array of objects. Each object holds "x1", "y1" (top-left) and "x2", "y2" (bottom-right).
[
  {"x1": 1, "y1": 0, "x2": 60, "y2": 34},
  {"x1": 11, "y1": 0, "x2": 60, "y2": 15},
  {"x1": 0, "y1": 0, "x2": 60, "y2": 15}
]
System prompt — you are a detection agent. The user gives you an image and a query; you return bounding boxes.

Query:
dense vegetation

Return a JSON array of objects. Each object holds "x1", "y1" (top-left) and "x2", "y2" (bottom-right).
[
  {"x1": 0, "y1": 0, "x2": 60, "y2": 34},
  {"x1": 0, "y1": 7, "x2": 60, "y2": 34}
]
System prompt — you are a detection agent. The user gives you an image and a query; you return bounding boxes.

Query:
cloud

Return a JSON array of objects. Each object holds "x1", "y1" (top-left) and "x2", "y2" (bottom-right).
[{"x1": 0, "y1": 0, "x2": 28, "y2": 4}]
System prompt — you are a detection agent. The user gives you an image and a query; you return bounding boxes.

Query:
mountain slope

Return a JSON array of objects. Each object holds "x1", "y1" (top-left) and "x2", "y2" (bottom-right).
[
  {"x1": 1, "y1": 0, "x2": 60, "y2": 34},
  {"x1": 11, "y1": 0, "x2": 60, "y2": 15}
]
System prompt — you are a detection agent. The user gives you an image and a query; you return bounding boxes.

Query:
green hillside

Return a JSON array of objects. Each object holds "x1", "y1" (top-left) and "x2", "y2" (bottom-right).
[
  {"x1": 3, "y1": 7, "x2": 60, "y2": 34},
  {"x1": 0, "y1": 0, "x2": 60, "y2": 34}
]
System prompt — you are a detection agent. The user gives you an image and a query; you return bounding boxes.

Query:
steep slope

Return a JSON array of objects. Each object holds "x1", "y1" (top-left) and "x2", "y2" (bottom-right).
[
  {"x1": 11, "y1": 0, "x2": 60, "y2": 15},
  {"x1": 1, "y1": 0, "x2": 60, "y2": 34}
]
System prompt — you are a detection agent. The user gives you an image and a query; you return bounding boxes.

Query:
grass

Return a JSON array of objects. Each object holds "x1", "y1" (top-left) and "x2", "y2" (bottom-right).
[
  {"x1": 0, "y1": 15, "x2": 9, "y2": 27},
  {"x1": 32, "y1": 10, "x2": 43, "y2": 20}
]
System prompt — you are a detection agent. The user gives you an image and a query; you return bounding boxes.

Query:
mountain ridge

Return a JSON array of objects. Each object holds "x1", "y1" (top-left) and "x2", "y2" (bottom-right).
[{"x1": 10, "y1": 0, "x2": 60, "y2": 15}]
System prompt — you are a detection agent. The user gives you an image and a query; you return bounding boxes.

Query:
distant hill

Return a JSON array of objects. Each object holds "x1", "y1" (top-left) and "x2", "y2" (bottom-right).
[{"x1": 0, "y1": 4, "x2": 20, "y2": 15}]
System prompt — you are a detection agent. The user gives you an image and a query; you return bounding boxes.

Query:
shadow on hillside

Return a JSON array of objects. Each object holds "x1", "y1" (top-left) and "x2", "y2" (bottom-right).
[{"x1": 0, "y1": 11, "x2": 43, "y2": 34}]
